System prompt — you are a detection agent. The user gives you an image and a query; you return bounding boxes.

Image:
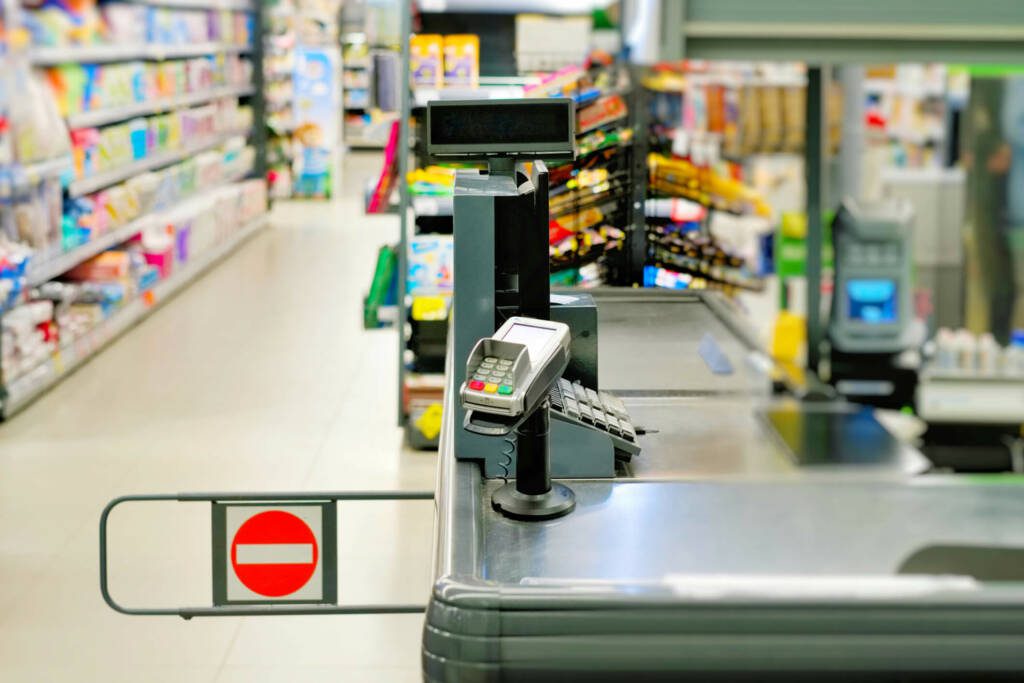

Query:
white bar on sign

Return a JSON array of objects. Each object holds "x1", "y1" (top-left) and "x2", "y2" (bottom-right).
[{"x1": 236, "y1": 543, "x2": 314, "y2": 565}]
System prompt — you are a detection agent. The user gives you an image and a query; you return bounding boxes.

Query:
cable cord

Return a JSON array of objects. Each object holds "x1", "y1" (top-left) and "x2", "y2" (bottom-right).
[{"x1": 499, "y1": 435, "x2": 516, "y2": 484}]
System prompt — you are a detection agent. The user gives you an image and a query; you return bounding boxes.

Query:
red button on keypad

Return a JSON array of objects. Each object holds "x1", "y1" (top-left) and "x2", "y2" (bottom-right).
[{"x1": 468, "y1": 380, "x2": 485, "y2": 391}]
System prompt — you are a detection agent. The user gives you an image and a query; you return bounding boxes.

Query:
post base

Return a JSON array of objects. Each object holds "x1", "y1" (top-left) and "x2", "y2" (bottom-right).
[{"x1": 491, "y1": 482, "x2": 575, "y2": 521}]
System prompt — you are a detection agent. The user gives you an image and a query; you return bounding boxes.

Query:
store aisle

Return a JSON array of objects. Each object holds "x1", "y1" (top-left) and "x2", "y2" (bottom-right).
[{"x1": 0, "y1": 154, "x2": 434, "y2": 682}]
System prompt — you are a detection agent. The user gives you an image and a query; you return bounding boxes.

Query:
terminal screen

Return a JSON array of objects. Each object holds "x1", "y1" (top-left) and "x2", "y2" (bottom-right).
[
  {"x1": 502, "y1": 323, "x2": 555, "y2": 364},
  {"x1": 847, "y1": 279, "x2": 897, "y2": 324},
  {"x1": 430, "y1": 102, "x2": 571, "y2": 146}
]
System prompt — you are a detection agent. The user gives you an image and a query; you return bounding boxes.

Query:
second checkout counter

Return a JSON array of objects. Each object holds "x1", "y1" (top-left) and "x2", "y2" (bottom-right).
[{"x1": 424, "y1": 289, "x2": 1024, "y2": 681}]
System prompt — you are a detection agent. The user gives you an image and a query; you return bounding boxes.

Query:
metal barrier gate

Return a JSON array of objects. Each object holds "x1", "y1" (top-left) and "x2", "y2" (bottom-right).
[{"x1": 100, "y1": 490, "x2": 434, "y2": 619}]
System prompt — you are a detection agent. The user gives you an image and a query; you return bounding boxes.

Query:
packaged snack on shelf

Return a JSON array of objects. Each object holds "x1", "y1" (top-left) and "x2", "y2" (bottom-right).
[
  {"x1": 22, "y1": 0, "x2": 104, "y2": 47},
  {"x1": 408, "y1": 235, "x2": 453, "y2": 294},
  {"x1": 442, "y1": 35, "x2": 478, "y2": 88},
  {"x1": 411, "y1": 34, "x2": 443, "y2": 89},
  {"x1": 577, "y1": 94, "x2": 627, "y2": 134},
  {"x1": 406, "y1": 166, "x2": 455, "y2": 196},
  {"x1": 132, "y1": 224, "x2": 175, "y2": 279},
  {"x1": 0, "y1": 299, "x2": 57, "y2": 380},
  {"x1": 102, "y1": 3, "x2": 146, "y2": 45},
  {"x1": 127, "y1": 171, "x2": 161, "y2": 214},
  {"x1": 65, "y1": 250, "x2": 132, "y2": 281}
]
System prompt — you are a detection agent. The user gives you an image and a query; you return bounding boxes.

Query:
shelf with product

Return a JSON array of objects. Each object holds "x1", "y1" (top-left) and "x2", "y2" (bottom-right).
[
  {"x1": 263, "y1": 0, "x2": 296, "y2": 198},
  {"x1": 21, "y1": 0, "x2": 255, "y2": 61},
  {"x1": 0, "y1": 0, "x2": 267, "y2": 417},
  {"x1": 403, "y1": 57, "x2": 639, "y2": 288},
  {"x1": 863, "y1": 64, "x2": 954, "y2": 170},
  {"x1": 641, "y1": 61, "x2": 817, "y2": 295},
  {"x1": 65, "y1": 86, "x2": 253, "y2": 189},
  {"x1": 66, "y1": 83, "x2": 255, "y2": 129},
  {"x1": 341, "y1": 34, "x2": 399, "y2": 149},
  {"x1": 26, "y1": 144, "x2": 256, "y2": 286},
  {"x1": 3, "y1": 196, "x2": 269, "y2": 417}
]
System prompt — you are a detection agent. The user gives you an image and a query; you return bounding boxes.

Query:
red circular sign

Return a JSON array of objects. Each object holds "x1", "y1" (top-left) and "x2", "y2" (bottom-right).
[{"x1": 231, "y1": 510, "x2": 318, "y2": 597}]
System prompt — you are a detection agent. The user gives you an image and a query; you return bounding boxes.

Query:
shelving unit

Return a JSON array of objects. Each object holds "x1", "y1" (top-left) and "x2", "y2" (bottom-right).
[
  {"x1": 127, "y1": 0, "x2": 253, "y2": 9},
  {"x1": 262, "y1": 0, "x2": 296, "y2": 197},
  {"x1": 26, "y1": 164, "x2": 253, "y2": 286},
  {"x1": 0, "y1": 0, "x2": 270, "y2": 417},
  {"x1": 341, "y1": 33, "x2": 376, "y2": 147},
  {"x1": 0, "y1": 155, "x2": 72, "y2": 198},
  {"x1": 67, "y1": 128, "x2": 250, "y2": 197},
  {"x1": 67, "y1": 84, "x2": 254, "y2": 129},
  {"x1": 3, "y1": 214, "x2": 268, "y2": 417},
  {"x1": 30, "y1": 42, "x2": 251, "y2": 66}
]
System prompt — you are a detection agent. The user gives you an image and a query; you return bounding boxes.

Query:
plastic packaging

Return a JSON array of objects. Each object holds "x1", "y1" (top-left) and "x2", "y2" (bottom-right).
[{"x1": 977, "y1": 333, "x2": 1000, "y2": 375}]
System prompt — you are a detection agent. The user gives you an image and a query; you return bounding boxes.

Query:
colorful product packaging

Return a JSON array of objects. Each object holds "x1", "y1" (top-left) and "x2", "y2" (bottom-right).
[
  {"x1": 443, "y1": 35, "x2": 479, "y2": 88},
  {"x1": 576, "y1": 94, "x2": 627, "y2": 134},
  {"x1": 411, "y1": 34, "x2": 444, "y2": 89}
]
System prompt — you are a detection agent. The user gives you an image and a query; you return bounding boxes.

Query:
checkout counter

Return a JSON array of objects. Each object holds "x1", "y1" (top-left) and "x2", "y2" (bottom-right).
[{"x1": 422, "y1": 101, "x2": 1024, "y2": 681}]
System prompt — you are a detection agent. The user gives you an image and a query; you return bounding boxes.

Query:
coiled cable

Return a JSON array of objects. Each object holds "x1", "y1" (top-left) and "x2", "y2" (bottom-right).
[{"x1": 499, "y1": 435, "x2": 516, "y2": 484}]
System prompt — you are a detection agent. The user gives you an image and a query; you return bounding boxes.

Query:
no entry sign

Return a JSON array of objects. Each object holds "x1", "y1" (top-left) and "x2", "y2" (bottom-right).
[{"x1": 212, "y1": 502, "x2": 337, "y2": 605}]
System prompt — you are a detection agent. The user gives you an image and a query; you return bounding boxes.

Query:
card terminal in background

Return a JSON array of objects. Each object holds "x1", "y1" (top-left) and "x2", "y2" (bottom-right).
[{"x1": 827, "y1": 199, "x2": 919, "y2": 408}]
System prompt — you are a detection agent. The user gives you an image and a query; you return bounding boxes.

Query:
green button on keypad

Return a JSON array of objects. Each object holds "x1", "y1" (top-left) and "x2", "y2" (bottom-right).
[{"x1": 498, "y1": 385, "x2": 513, "y2": 395}]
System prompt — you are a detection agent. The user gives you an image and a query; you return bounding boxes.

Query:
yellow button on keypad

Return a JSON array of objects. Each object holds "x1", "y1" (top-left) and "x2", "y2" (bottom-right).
[{"x1": 483, "y1": 383, "x2": 498, "y2": 393}]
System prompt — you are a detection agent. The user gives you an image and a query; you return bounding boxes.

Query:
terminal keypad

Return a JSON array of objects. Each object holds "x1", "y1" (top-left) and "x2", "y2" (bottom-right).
[
  {"x1": 548, "y1": 379, "x2": 640, "y2": 459},
  {"x1": 468, "y1": 356, "x2": 515, "y2": 395}
]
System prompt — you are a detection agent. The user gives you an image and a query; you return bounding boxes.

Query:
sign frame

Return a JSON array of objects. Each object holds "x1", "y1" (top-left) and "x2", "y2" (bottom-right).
[{"x1": 212, "y1": 501, "x2": 337, "y2": 606}]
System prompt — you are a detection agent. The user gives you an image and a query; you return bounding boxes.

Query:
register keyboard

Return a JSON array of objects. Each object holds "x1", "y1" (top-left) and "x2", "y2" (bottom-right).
[{"x1": 549, "y1": 379, "x2": 641, "y2": 460}]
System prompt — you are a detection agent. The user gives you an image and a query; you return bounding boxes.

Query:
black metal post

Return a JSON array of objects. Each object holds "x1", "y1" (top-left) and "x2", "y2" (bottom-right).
[
  {"x1": 627, "y1": 64, "x2": 649, "y2": 285},
  {"x1": 521, "y1": 160, "x2": 551, "y2": 321},
  {"x1": 804, "y1": 66, "x2": 826, "y2": 374},
  {"x1": 490, "y1": 400, "x2": 575, "y2": 521},
  {"x1": 514, "y1": 404, "x2": 551, "y2": 496}
]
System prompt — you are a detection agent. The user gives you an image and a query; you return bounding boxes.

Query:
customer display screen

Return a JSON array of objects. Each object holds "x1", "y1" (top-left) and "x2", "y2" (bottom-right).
[
  {"x1": 502, "y1": 323, "x2": 555, "y2": 363},
  {"x1": 429, "y1": 102, "x2": 571, "y2": 146},
  {"x1": 847, "y1": 279, "x2": 898, "y2": 324}
]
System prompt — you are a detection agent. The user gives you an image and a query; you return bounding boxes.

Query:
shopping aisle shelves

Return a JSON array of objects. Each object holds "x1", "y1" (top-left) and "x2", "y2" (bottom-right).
[
  {"x1": 30, "y1": 42, "x2": 252, "y2": 66},
  {"x1": 67, "y1": 84, "x2": 255, "y2": 129},
  {"x1": 0, "y1": 155, "x2": 71, "y2": 198},
  {"x1": 26, "y1": 165, "x2": 253, "y2": 286},
  {"x1": 128, "y1": 0, "x2": 253, "y2": 9},
  {"x1": 2, "y1": 214, "x2": 269, "y2": 418},
  {"x1": 67, "y1": 129, "x2": 249, "y2": 197}
]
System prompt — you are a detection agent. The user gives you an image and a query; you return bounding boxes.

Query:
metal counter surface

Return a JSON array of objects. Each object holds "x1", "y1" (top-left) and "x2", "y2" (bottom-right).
[
  {"x1": 478, "y1": 478, "x2": 1024, "y2": 584},
  {"x1": 425, "y1": 291, "x2": 1024, "y2": 680},
  {"x1": 590, "y1": 290, "x2": 769, "y2": 395}
]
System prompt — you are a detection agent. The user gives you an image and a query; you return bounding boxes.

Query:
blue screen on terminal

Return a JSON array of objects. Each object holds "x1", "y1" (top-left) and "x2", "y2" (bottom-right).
[{"x1": 847, "y1": 279, "x2": 897, "y2": 323}]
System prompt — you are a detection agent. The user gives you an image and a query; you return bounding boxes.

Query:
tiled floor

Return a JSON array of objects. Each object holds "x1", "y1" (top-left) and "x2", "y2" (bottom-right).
[{"x1": 0, "y1": 154, "x2": 434, "y2": 682}]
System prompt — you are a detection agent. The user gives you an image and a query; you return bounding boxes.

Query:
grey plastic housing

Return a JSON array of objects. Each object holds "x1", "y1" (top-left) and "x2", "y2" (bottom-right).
[
  {"x1": 459, "y1": 317, "x2": 571, "y2": 420},
  {"x1": 829, "y1": 198, "x2": 916, "y2": 354}
]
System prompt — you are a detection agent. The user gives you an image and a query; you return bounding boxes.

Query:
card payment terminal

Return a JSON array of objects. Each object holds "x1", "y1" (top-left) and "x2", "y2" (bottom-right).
[
  {"x1": 460, "y1": 317, "x2": 576, "y2": 520},
  {"x1": 460, "y1": 317, "x2": 570, "y2": 420}
]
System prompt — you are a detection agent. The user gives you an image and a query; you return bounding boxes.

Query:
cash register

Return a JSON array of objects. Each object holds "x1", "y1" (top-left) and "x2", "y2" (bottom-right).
[{"x1": 429, "y1": 98, "x2": 640, "y2": 484}]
